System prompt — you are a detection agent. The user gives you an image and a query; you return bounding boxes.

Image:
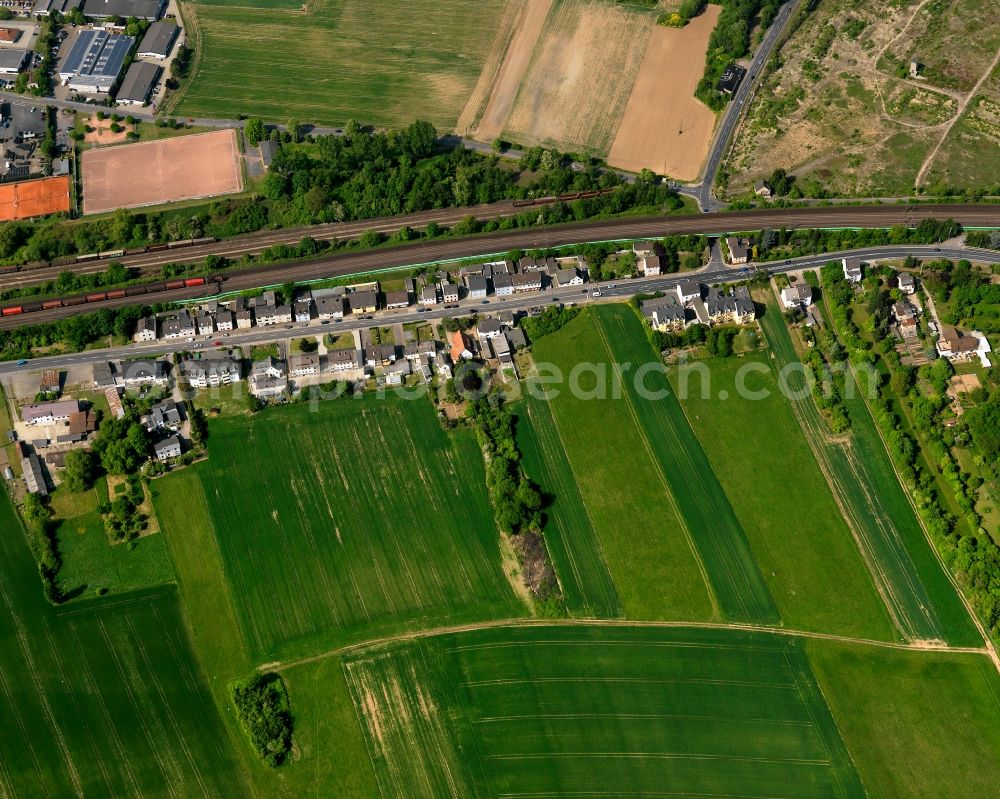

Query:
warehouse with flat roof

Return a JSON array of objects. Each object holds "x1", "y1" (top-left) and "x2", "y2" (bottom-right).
[
  {"x1": 137, "y1": 19, "x2": 179, "y2": 59},
  {"x1": 58, "y1": 29, "x2": 134, "y2": 94},
  {"x1": 0, "y1": 49, "x2": 29, "y2": 75},
  {"x1": 33, "y1": 0, "x2": 83, "y2": 15},
  {"x1": 116, "y1": 60, "x2": 159, "y2": 105},
  {"x1": 82, "y1": 0, "x2": 165, "y2": 21}
]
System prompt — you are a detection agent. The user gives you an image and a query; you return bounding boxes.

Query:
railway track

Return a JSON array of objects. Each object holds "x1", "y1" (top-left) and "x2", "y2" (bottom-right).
[{"x1": 2, "y1": 204, "x2": 997, "y2": 330}]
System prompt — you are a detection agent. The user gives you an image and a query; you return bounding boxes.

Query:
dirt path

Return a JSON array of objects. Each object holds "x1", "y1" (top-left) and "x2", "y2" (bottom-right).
[
  {"x1": 268, "y1": 615, "x2": 993, "y2": 675},
  {"x1": 915, "y1": 46, "x2": 1000, "y2": 186},
  {"x1": 474, "y1": 0, "x2": 554, "y2": 142}
]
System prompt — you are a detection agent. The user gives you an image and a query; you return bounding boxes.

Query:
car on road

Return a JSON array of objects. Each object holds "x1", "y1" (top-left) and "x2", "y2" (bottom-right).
[
  {"x1": 321, "y1": 320, "x2": 329, "y2": 325},
  {"x1": 417, "y1": 308, "x2": 429, "y2": 313},
  {"x1": 551, "y1": 297, "x2": 559, "y2": 302},
  {"x1": 785, "y1": 260, "x2": 791, "y2": 265},
  {"x1": 481, "y1": 300, "x2": 490, "y2": 305},
  {"x1": 935, "y1": 248, "x2": 941, "y2": 252},
  {"x1": 591, "y1": 290, "x2": 602, "y2": 298},
  {"x1": 213, "y1": 341, "x2": 223, "y2": 346},
  {"x1": 285, "y1": 324, "x2": 294, "y2": 329},
  {"x1": 16, "y1": 359, "x2": 27, "y2": 366}
]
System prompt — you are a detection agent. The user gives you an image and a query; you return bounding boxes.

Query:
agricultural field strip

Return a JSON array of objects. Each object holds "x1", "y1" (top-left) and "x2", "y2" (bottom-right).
[
  {"x1": 517, "y1": 397, "x2": 622, "y2": 618},
  {"x1": 344, "y1": 626, "x2": 867, "y2": 798},
  {"x1": 592, "y1": 306, "x2": 779, "y2": 624},
  {"x1": 758, "y1": 294, "x2": 980, "y2": 646}
]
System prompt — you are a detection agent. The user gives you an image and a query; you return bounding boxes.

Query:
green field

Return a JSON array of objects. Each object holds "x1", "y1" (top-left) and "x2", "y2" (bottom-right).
[
  {"x1": 807, "y1": 641, "x2": 1000, "y2": 798},
  {"x1": 592, "y1": 305, "x2": 778, "y2": 624},
  {"x1": 187, "y1": 396, "x2": 525, "y2": 662},
  {"x1": 177, "y1": 0, "x2": 512, "y2": 127},
  {"x1": 343, "y1": 625, "x2": 865, "y2": 798},
  {"x1": 530, "y1": 312, "x2": 715, "y2": 622},
  {"x1": 671, "y1": 353, "x2": 897, "y2": 641},
  {"x1": 515, "y1": 395, "x2": 622, "y2": 618},
  {"x1": 758, "y1": 294, "x2": 981, "y2": 646},
  {"x1": 0, "y1": 492, "x2": 249, "y2": 796}
]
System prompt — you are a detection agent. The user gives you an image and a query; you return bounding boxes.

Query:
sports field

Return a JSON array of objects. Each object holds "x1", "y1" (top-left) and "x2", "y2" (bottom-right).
[
  {"x1": 191, "y1": 396, "x2": 526, "y2": 662},
  {"x1": 0, "y1": 175, "x2": 71, "y2": 220},
  {"x1": 81, "y1": 129, "x2": 243, "y2": 214},
  {"x1": 0, "y1": 493, "x2": 249, "y2": 797},
  {"x1": 515, "y1": 395, "x2": 622, "y2": 618},
  {"x1": 672, "y1": 353, "x2": 897, "y2": 641},
  {"x1": 530, "y1": 312, "x2": 715, "y2": 622},
  {"x1": 593, "y1": 305, "x2": 778, "y2": 624},
  {"x1": 808, "y1": 641, "x2": 1000, "y2": 798},
  {"x1": 343, "y1": 625, "x2": 865, "y2": 798},
  {"x1": 758, "y1": 295, "x2": 981, "y2": 646},
  {"x1": 176, "y1": 0, "x2": 516, "y2": 128}
]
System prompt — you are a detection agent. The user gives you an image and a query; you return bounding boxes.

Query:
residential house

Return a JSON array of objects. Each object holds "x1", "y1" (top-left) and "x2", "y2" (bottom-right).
[
  {"x1": 450, "y1": 330, "x2": 474, "y2": 361},
  {"x1": 420, "y1": 285, "x2": 439, "y2": 306},
  {"x1": 518, "y1": 256, "x2": 539, "y2": 272},
  {"x1": 638, "y1": 255, "x2": 662, "y2": 277},
  {"x1": 725, "y1": 237, "x2": 751, "y2": 265},
  {"x1": 21, "y1": 399, "x2": 79, "y2": 426},
  {"x1": 556, "y1": 267, "x2": 584, "y2": 286},
  {"x1": 754, "y1": 180, "x2": 772, "y2": 198},
  {"x1": 842, "y1": 257, "x2": 863, "y2": 283},
  {"x1": 705, "y1": 294, "x2": 756, "y2": 325},
  {"x1": 897, "y1": 272, "x2": 916, "y2": 294},
  {"x1": 326, "y1": 348, "x2": 363, "y2": 372},
  {"x1": 477, "y1": 318, "x2": 503, "y2": 340},
  {"x1": 490, "y1": 333, "x2": 512, "y2": 360},
  {"x1": 466, "y1": 275, "x2": 488, "y2": 299},
  {"x1": 249, "y1": 357, "x2": 288, "y2": 398},
  {"x1": 365, "y1": 344, "x2": 396, "y2": 367},
  {"x1": 134, "y1": 315, "x2": 157, "y2": 342},
  {"x1": 641, "y1": 297, "x2": 687, "y2": 333},
  {"x1": 892, "y1": 301, "x2": 916, "y2": 323},
  {"x1": 780, "y1": 283, "x2": 813, "y2": 309},
  {"x1": 216, "y1": 309, "x2": 235, "y2": 332},
  {"x1": 417, "y1": 354, "x2": 433, "y2": 382},
  {"x1": 384, "y1": 358, "x2": 411, "y2": 386},
  {"x1": 58, "y1": 409, "x2": 98, "y2": 443},
  {"x1": 235, "y1": 309, "x2": 255, "y2": 329},
  {"x1": 384, "y1": 290, "x2": 411, "y2": 310},
  {"x1": 435, "y1": 354, "x2": 453, "y2": 379},
  {"x1": 936, "y1": 327, "x2": 991, "y2": 366},
  {"x1": 633, "y1": 241, "x2": 660, "y2": 258},
  {"x1": 498, "y1": 310, "x2": 515, "y2": 328},
  {"x1": 121, "y1": 359, "x2": 169, "y2": 388},
  {"x1": 404, "y1": 340, "x2": 436, "y2": 361},
  {"x1": 162, "y1": 309, "x2": 195, "y2": 339},
  {"x1": 316, "y1": 296, "x2": 345, "y2": 319},
  {"x1": 184, "y1": 355, "x2": 240, "y2": 388},
  {"x1": 676, "y1": 281, "x2": 702, "y2": 304},
  {"x1": 195, "y1": 311, "x2": 214, "y2": 336},
  {"x1": 289, "y1": 353, "x2": 321, "y2": 377},
  {"x1": 154, "y1": 435, "x2": 182, "y2": 462},
  {"x1": 256, "y1": 304, "x2": 293, "y2": 326},
  {"x1": 511, "y1": 272, "x2": 542, "y2": 293},
  {"x1": 440, "y1": 282, "x2": 459, "y2": 304},
  {"x1": 294, "y1": 298, "x2": 313, "y2": 323},
  {"x1": 349, "y1": 291, "x2": 378, "y2": 315},
  {"x1": 92, "y1": 361, "x2": 115, "y2": 389},
  {"x1": 493, "y1": 274, "x2": 514, "y2": 296},
  {"x1": 145, "y1": 399, "x2": 182, "y2": 431},
  {"x1": 506, "y1": 328, "x2": 527, "y2": 350},
  {"x1": 404, "y1": 277, "x2": 416, "y2": 294}
]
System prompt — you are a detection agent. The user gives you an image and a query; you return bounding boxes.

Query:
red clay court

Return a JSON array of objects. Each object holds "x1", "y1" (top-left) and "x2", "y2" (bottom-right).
[
  {"x1": 81, "y1": 129, "x2": 244, "y2": 215},
  {"x1": 0, "y1": 176, "x2": 71, "y2": 221}
]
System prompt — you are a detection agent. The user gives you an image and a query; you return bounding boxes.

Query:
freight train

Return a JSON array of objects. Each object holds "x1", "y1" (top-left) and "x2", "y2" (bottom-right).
[
  {"x1": 0, "y1": 275, "x2": 223, "y2": 318},
  {"x1": 0, "y1": 236, "x2": 219, "y2": 275}
]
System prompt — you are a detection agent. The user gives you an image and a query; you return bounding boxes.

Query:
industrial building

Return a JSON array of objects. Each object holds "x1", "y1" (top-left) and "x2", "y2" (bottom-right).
[
  {"x1": 0, "y1": 49, "x2": 29, "y2": 76},
  {"x1": 116, "y1": 60, "x2": 159, "y2": 105},
  {"x1": 82, "y1": 0, "x2": 166, "y2": 21},
  {"x1": 137, "y1": 19, "x2": 179, "y2": 59},
  {"x1": 32, "y1": 0, "x2": 83, "y2": 15},
  {"x1": 59, "y1": 29, "x2": 134, "y2": 94}
]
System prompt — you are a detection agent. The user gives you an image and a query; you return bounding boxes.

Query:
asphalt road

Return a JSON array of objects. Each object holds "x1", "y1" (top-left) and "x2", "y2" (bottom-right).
[
  {"x1": 2, "y1": 244, "x2": 997, "y2": 376},
  {"x1": 3, "y1": 204, "x2": 998, "y2": 330},
  {"x1": 697, "y1": 0, "x2": 803, "y2": 211}
]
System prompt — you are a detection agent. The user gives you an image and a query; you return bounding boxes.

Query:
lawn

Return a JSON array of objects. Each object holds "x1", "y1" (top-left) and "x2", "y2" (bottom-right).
[
  {"x1": 530, "y1": 311, "x2": 715, "y2": 622},
  {"x1": 175, "y1": 0, "x2": 515, "y2": 128},
  {"x1": 591, "y1": 305, "x2": 778, "y2": 624},
  {"x1": 671, "y1": 352, "x2": 897, "y2": 641},
  {"x1": 758, "y1": 294, "x2": 981, "y2": 646},
  {"x1": 189, "y1": 395, "x2": 526, "y2": 662},
  {"x1": 514, "y1": 395, "x2": 622, "y2": 618},
  {"x1": 807, "y1": 641, "x2": 1000, "y2": 798},
  {"x1": 343, "y1": 625, "x2": 865, "y2": 798},
  {"x1": 0, "y1": 492, "x2": 249, "y2": 797}
]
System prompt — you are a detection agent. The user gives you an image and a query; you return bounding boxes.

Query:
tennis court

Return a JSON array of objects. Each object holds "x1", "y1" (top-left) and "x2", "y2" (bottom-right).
[{"x1": 0, "y1": 176, "x2": 71, "y2": 220}]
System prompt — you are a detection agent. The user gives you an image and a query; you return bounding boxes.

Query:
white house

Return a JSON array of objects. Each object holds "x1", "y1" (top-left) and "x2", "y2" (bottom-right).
[
  {"x1": 897, "y1": 272, "x2": 916, "y2": 294},
  {"x1": 555, "y1": 268, "x2": 584, "y2": 286},
  {"x1": 676, "y1": 281, "x2": 701, "y2": 304},
  {"x1": 134, "y1": 316, "x2": 157, "y2": 342},
  {"x1": 842, "y1": 257, "x2": 863, "y2": 283},
  {"x1": 154, "y1": 435, "x2": 182, "y2": 462},
  {"x1": 638, "y1": 256, "x2": 662, "y2": 277},
  {"x1": 477, "y1": 318, "x2": 503, "y2": 340},
  {"x1": 493, "y1": 274, "x2": 513, "y2": 296},
  {"x1": 781, "y1": 283, "x2": 813, "y2": 309},
  {"x1": 289, "y1": 353, "x2": 320, "y2": 377},
  {"x1": 21, "y1": 399, "x2": 79, "y2": 426}
]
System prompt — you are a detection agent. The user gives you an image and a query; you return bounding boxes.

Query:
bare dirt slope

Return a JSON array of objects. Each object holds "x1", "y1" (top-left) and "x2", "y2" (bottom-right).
[{"x1": 607, "y1": 5, "x2": 721, "y2": 180}]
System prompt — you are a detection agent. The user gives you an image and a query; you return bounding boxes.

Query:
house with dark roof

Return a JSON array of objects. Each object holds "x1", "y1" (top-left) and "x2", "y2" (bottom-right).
[
  {"x1": 82, "y1": 0, "x2": 166, "y2": 20},
  {"x1": 641, "y1": 297, "x2": 687, "y2": 333},
  {"x1": 122, "y1": 359, "x2": 168, "y2": 387},
  {"x1": 349, "y1": 291, "x2": 378, "y2": 314},
  {"x1": 154, "y1": 435, "x2": 182, "y2": 462},
  {"x1": 676, "y1": 281, "x2": 702, "y2": 304},
  {"x1": 145, "y1": 399, "x2": 182, "y2": 431},
  {"x1": 842, "y1": 257, "x2": 863, "y2": 283},
  {"x1": 385, "y1": 290, "x2": 411, "y2": 310}
]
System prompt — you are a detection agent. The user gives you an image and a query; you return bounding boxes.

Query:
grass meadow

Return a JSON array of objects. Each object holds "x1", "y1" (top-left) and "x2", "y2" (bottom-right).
[
  {"x1": 514, "y1": 395, "x2": 622, "y2": 618},
  {"x1": 176, "y1": 0, "x2": 514, "y2": 127},
  {"x1": 592, "y1": 305, "x2": 778, "y2": 624},
  {"x1": 758, "y1": 295, "x2": 981, "y2": 646},
  {"x1": 530, "y1": 311, "x2": 715, "y2": 622},
  {"x1": 671, "y1": 352, "x2": 897, "y2": 641},
  {"x1": 807, "y1": 641, "x2": 1000, "y2": 798},
  {"x1": 189, "y1": 396, "x2": 525, "y2": 662},
  {"x1": 0, "y1": 493, "x2": 249, "y2": 796},
  {"x1": 344, "y1": 625, "x2": 866, "y2": 798}
]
